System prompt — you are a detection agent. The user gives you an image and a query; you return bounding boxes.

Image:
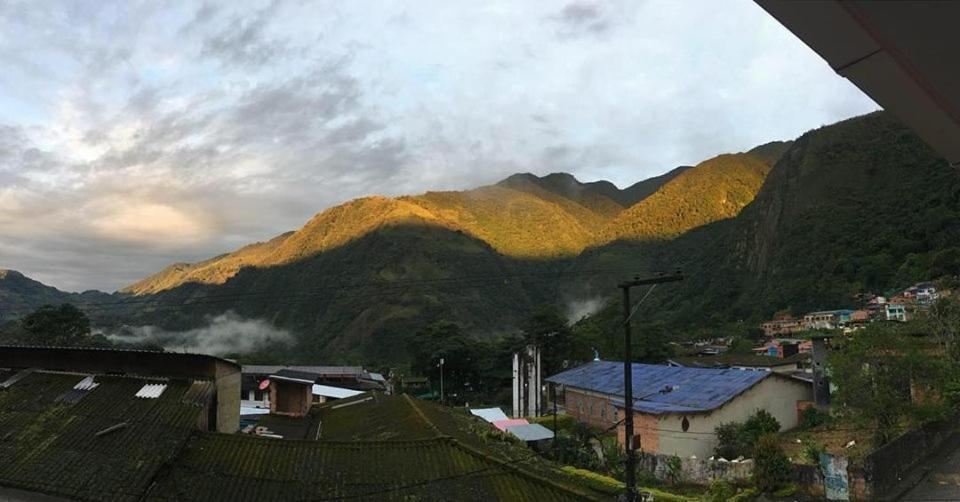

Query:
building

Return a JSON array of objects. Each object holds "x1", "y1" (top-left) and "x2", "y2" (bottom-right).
[
  {"x1": 267, "y1": 369, "x2": 317, "y2": 417},
  {"x1": 668, "y1": 353, "x2": 809, "y2": 374},
  {"x1": 0, "y1": 346, "x2": 602, "y2": 501},
  {"x1": 887, "y1": 302, "x2": 909, "y2": 322},
  {"x1": 0, "y1": 346, "x2": 240, "y2": 500},
  {"x1": 241, "y1": 364, "x2": 385, "y2": 411},
  {"x1": 547, "y1": 361, "x2": 813, "y2": 458},
  {"x1": 802, "y1": 309, "x2": 854, "y2": 330},
  {"x1": 752, "y1": 339, "x2": 803, "y2": 359},
  {"x1": 760, "y1": 317, "x2": 804, "y2": 336},
  {"x1": 0, "y1": 344, "x2": 240, "y2": 432}
]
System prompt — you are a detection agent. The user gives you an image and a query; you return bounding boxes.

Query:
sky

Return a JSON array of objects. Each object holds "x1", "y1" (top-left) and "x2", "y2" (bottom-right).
[{"x1": 0, "y1": 0, "x2": 878, "y2": 293}]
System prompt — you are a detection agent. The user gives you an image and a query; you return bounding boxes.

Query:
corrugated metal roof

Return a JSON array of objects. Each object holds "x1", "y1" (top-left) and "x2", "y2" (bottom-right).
[
  {"x1": 505, "y1": 423, "x2": 555, "y2": 442},
  {"x1": 311, "y1": 384, "x2": 363, "y2": 399},
  {"x1": 270, "y1": 369, "x2": 321, "y2": 383},
  {"x1": 242, "y1": 365, "x2": 364, "y2": 376},
  {"x1": 469, "y1": 407, "x2": 508, "y2": 423},
  {"x1": 546, "y1": 360, "x2": 770, "y2": 414},
  {"x1": 492, "y1": 419, "x2": 529, "y2": 431}
]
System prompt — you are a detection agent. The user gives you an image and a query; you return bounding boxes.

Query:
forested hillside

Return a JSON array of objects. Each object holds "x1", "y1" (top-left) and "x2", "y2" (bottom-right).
[
  {"x1": 599, "y1": 112, "x2": 960, "y2": 328},
  {"x1": 5, "y1": 112, "x2": 956, "y2": 365}
]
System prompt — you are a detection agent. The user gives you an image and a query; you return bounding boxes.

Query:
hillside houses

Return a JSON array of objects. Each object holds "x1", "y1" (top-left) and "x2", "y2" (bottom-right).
[{"x1": 759, "y1": 280, "x2": 950, "y2": 333}]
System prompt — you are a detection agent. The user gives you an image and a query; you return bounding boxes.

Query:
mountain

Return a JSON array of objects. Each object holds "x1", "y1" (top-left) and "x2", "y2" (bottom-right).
[
  {"x1": 600, "y1": 152, "x2": 773, "y2": 242},
  {"x1": 0, "y1": 270, "x2": 114, "y2": 322},
  {"x1": 582, "y1": 111, "x2": 960, "y2": 328},
  {"x1": 123, "y1": 152, "x2": 779, "y2": 298},
  {"x1": 12, "y1": 113, "x2": 952, "y2": 365}
]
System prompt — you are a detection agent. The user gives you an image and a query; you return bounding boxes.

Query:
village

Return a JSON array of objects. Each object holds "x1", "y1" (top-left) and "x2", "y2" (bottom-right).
[{"x1": 3, "y1": 279, "x2": 959, "y2": 501}]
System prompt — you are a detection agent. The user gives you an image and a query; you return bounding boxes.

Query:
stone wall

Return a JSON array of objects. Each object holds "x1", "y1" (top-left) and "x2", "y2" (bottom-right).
[{"x1": 637, "y1": 453, "x2": 753, "y2": 484}]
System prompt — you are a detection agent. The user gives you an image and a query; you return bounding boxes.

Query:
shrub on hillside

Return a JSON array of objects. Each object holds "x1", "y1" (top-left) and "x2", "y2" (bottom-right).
[
  {"x1": 752, "y1": 435, "x2": 792, "y2": 492},
  {"x1": 714, "y1": 410, "x2": 781, "y2": 459}
]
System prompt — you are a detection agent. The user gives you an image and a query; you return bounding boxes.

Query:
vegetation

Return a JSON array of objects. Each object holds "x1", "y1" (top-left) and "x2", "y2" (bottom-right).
[
  {"x1": 828, "y1": 319, "x2": 955, "y2": 444},
  {"x1": 714, "y1": 410, "x2": 781, "y2": 460},
  {"x1": 0, "y1": 303, "x2": 110, "y2": 347},
  {"x1": 4, "y1": 112, "x2": 959, "y2": 371},
  {"x1": 752, "y1": 435, "x2": 792, "y2": 492}
]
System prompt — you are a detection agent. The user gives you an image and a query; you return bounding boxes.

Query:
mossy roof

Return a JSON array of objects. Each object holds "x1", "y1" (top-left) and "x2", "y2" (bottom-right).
[
  {"x1": 145, "y1": 394, "x2": 608, "y2": 501},
  {"x1": 1, "y1": 382, "x2": 610, "y2": 501},
  {"x1": 0, "y1": 371, "x2": 207, "y2": 501}
]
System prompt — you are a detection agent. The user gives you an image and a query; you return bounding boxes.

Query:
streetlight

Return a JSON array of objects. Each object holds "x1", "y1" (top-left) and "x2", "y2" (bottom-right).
[{"x1": 438, "y1": 357, "x2": 445, "y2": 405}]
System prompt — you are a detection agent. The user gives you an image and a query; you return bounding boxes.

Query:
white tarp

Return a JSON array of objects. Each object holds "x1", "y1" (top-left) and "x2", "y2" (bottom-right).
[
  {"x1": 504, "y1": 423, "x2": 555, "y2": 442},
  {"x1": 312, "y1": 384, "x2": 364, "y2": 399},
  {"x1": 469, "y1": 407, "x2": 509, "y2": 423}
]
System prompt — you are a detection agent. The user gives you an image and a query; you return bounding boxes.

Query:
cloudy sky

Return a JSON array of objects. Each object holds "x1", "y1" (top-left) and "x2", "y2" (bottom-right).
[{"x1": 0, "y1": 0, "x2": 877, "y2": 292}]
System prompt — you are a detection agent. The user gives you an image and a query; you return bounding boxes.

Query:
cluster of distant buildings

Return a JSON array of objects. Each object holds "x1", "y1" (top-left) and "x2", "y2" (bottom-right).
[{"x1": 761, "y1": 281, "x2": 946, "y2": 336}]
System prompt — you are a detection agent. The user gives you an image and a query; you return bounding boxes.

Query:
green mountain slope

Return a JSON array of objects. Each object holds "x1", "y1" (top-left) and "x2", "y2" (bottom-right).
[
  {"x1": 588, "y1": 112, "x2": 960, "y2": 329},
  {"x1": 600, "y1": 152, "x2": 774, "y2": 242}
]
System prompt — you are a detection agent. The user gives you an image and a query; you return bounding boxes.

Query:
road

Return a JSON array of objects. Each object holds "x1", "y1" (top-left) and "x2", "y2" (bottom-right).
[{"x1": 900, "y1": 442, "x2": 960, "y2": 501}]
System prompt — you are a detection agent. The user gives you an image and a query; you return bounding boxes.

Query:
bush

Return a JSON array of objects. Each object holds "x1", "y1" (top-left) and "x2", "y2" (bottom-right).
[
  {"x1": 705, "y1": 480, "x2": 736, "y2": 502},
  {"x1": 800, "y1": 407, "x2": 831, "y2": 430},
  {"x1": 559, "y1": 465, "x2": 623, "y2": 494},
  {"x1": 752, "y1": 434, "x2": 792, "y2": 492},
  {"x1": 800, "y1": 439, "x2": 825, "y2": 465},
  {"x1": 715, "y1": 410, "x2": 781, "y2": 459}
]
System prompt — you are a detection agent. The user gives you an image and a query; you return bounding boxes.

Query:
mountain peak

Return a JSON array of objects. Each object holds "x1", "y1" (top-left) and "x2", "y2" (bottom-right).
[{"x1": 0, "y1": 269, "x2": 24, "y2": 280}]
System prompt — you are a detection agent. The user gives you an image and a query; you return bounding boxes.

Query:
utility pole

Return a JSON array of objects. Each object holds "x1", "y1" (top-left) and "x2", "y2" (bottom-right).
[
  {"x1": 438, "y1": 357, "x2": 445, "y2": 405},
  {"x1": 619, "y1": 272, "x2": 683, "y2": 502}
]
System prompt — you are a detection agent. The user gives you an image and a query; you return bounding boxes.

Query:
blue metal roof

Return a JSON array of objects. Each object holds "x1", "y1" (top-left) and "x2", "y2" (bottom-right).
[{"x1": 546, "y1": 360, "x2": 771, "y2": 414}]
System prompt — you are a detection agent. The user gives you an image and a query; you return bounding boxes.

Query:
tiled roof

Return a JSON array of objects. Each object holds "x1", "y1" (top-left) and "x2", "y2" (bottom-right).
[
  {"x1": 144, "y1": 434, "x2": 585, "y2": 502},
  {"x1": 269, "y1": 368, "x2": 320, "y2": 383},
  {"x1": 143, "y1": 394, "x2": 601, "y2": 501},
  {"x1": 547, "y1": 360, "x2": 771, "y2": 414},
  {"x1": 669, "y1": 352, "x2": 810, "y2": 368},
  {"x1": 242, "y1": 365, "x2": 364, "y2": 376},
  {"x1": 1, "y1": 371, "x2": 604, "y2": 501},
  {"x1": 0, "y1": 371, "x2": 205, "y2": 501}
]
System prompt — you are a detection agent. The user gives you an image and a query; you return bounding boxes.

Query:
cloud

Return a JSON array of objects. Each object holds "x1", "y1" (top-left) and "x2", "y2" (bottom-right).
[
  {"x1": 101, "y1": 311, "x2": 294, "y2": 356},
  {"x1": 0, "y1": 0, "x2": 878, "y2": 292},
  {"x1": 201, "y1": 3, "x2": 288, "y2": 68},
  {"x1": 551, "y1": 2, "x2": 613, "y2": 37},
  {"x1": 565, "y1": 297, "x2": 606, "y2": 324}
]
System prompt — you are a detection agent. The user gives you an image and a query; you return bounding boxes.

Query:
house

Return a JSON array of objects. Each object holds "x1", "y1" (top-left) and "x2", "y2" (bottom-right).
[
  {"x1": 752, "y1": 338, "x2": 803, "y2": 359},
  {"x1": 0, "y1": 346, "x2": 239, "y2": 500},
  {"x1": 267, "y1": 369, "x2": 318, "y2": 417},
  {"x1": 547, "y1": 361, "x2": 813, "y2": 458},
  {"x1": 802, "y1": 309, "x2": 854, "y2": 330},
  {"x1": 760, "y1": 317, "x2": 804, "y2": 336},
  {"x1": 0, "y1": 344, "x2": 240, "y2": 432},
  {"x1": 668, "y1": 352, "x2": 809, "y2": 374},
  {"x1": 887, "y1": 302, "x2": 909, "y2": 322},
  {"x1": 912, "y1": 282, "x2": 940, "y2": 307},
  {"x1": 241, "y1": 364, "x2": 385, "y2": 411},
  {"x1": 0, "y1": 346, "x2": 600, "y2": 501}
]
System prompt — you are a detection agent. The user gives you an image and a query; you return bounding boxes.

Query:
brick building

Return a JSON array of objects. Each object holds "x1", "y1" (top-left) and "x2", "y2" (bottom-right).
[{"x1": 547, "y1": 361, "x2": 813, "y2": 458}]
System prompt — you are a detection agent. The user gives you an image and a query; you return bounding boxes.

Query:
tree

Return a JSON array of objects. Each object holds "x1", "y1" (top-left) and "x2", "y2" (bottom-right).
[
  {"x1": 829, "y1": 322, "x2": 952, "y2": 444},
  {"x1": 752, "y1": 434, "x2": 791, "y2": 492},
  {"x1": 714, "y1": 409, "x2": 781, "y2": 459},
  {"x1": 408, "y1": 320, "x2": 484, "y2": 404},
  {"x1": 520, "y1": 305, "x2": 574, "y2": 376},
  {"x1": 20, "y1": 304, "x2": 105, "y2": 347}
]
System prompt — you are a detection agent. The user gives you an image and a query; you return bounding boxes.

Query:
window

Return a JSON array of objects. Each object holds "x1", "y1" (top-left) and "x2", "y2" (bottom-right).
[{"x1": 681, "y1": 417, "x2": 690, "y2": 432}]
